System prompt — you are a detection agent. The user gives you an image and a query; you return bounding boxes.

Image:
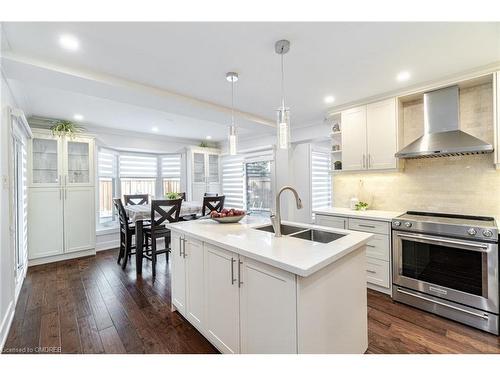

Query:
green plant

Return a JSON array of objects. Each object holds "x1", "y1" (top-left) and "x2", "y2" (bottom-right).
[
  {"x1": 165, "y1": 192, "x2": 181, "y2": 200},
  {"x1": 355, "y1": 201, "x2": 369, "y2": 211},
  {"x1": 50, "y1": 120, "x2": 83, "y2": 138}
]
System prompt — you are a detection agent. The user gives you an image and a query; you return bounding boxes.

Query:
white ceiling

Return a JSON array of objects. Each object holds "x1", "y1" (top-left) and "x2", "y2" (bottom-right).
[{"x1": 2, "y1": 22, "x2": 500, "y2": 140}]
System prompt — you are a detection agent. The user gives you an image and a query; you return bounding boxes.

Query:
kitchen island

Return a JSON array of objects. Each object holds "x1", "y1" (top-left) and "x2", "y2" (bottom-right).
[{"x1": 166, "y1": 215, "x2": 373, "y2": 354}]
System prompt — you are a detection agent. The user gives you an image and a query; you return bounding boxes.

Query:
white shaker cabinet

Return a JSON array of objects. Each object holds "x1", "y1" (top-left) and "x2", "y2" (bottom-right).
[
  {"x1": 185, "y1": 237, "x2": 205, "y2": 331},
  {"x1": 341, "y1": 98, "x2": 398, "y2": 171},
  {"x1": 171, "y1": 231, "x2": 187, "y2": 315},
  {"x1": 27, "y1": 129, "x2": 95, "y2": 263},
  {"x1": 366, "y1": 98, "x2": 397, "y2": 170},
  {"x1": 27, "y1": 188, "x2": 64, "y2": 259},
  {"x1": 341, "y1": 106, "x2": 367, "y2": 171},
  {"x1": 170, "y1": 231, "x2": 368, "y2": 354},
  {"x1": 239, "y1": 256, "x2": 297, "y2": 354},
  {"x1": 204, "y1": 244, "x2": 240, "y2": 354}
]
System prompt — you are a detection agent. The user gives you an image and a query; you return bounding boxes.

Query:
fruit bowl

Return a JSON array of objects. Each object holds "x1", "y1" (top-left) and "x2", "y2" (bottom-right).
[
  {"x1": 210, "y1": 214, "x2": 246, "y2": 223},
  {"x1": 210, "y1": 209, "x2": 246, "y2": 223}
]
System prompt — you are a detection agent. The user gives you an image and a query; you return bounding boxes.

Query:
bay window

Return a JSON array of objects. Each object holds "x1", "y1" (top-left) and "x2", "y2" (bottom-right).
[{"x1": 96, "y1": 148, "x2": 183, "y2": 230}]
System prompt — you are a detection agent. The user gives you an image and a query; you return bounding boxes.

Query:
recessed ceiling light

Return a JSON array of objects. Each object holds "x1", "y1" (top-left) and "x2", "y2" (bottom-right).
[
  {"x1": 59, "y1": 34, "x2": 80, "y2": 51},
  {"x1": 151, "y1": 127, "x2": 159, "y2": 132},
  {"x1": 396, "y1": 71, "x2": 411, "y2": 82},
  {"x1": 73, "y1": 114, "x2": 83, "y2": 121},
  {"x1": 206, "y1": 135, "x2": 212, "y2": 140},
  {"x1": 324, "y1": 95, "x2": 335, "y2": 104}
]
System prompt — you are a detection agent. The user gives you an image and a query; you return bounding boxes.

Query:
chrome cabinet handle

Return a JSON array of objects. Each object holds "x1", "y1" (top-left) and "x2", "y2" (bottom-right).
[
  {"x1": 238, "y1": 260, "x2": 243, "y2": 288},
  {"x1": 182, "y1": 238, "x2": 187, "y2": 258},
  {"x1": 367, "y1": 269, "x2": 376, "y2": 274},
  {"x1": 358, "y1": 224, "x2": 376, "y2": 228},
  {"x1": 366, "y1": 244, "x2": 376, "y2": 248},
  {"x1": 231, "y1": 258, "x2": 236, "y2": 285},
  {"x1": 179, "y1": 237, "x2": 182, "y2": 257}
]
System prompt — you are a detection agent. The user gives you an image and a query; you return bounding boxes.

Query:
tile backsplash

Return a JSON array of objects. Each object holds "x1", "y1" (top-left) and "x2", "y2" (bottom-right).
[{"x1": 333, "y1": 82, "x2": 500, "y2": 217}]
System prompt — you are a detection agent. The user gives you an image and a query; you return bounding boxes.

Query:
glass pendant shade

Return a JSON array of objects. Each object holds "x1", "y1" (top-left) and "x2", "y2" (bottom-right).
[
  {"x1": 277, "y1": 107, "x2": 290, "y2": 150},
  {"x1": 228, "y1": 125, "x2": 237, "y2": 155}
]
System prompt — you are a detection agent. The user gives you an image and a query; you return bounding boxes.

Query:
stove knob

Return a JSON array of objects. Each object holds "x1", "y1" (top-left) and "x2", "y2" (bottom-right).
[
  {"x1": 467, "y1": 228, "x2": 477, "y2": 236},
  {"x1": 393, "y1": 221, "x2": 401, "y2": 227},
  {"x1": 404, "y1": 222, "x2": 412, "y2": 228},
  {"x1": 483, "y1": 230, "x2": 493, "y2": 238}
]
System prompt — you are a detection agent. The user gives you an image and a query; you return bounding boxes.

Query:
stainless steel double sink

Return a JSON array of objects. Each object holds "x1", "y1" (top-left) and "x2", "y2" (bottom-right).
[{"x1": 254, "y1": 224, "x2": 346, "y2": 244}]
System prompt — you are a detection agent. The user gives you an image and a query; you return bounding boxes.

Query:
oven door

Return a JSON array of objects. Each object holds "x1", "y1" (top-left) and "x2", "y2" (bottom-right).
[{"x1": 393, "y1": 231, "x2": 499, "y2": 314}]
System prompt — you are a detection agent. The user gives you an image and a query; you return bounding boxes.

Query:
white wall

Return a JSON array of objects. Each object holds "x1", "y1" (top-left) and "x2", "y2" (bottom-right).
[{"x1": 0, "y1": 71, "x2": 18, "y2": 350}]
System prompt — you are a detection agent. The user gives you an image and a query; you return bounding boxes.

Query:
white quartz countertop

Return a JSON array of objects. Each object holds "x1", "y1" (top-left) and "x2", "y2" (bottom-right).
[
  {"x1": 166, "y1": 215, "x2": 373, "y2": 277},
  {"x1": 313, "y1": 207, "x2": 403, "y2": 222}
]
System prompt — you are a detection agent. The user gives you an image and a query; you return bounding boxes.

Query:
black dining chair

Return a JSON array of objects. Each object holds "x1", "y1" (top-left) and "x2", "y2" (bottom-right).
[
  {"x1": 180, "y1": 192, "x2": 186, "y2": 201},
  {"x1": 143, "y1": 199, "x2": 183, "y2": 278},
  {"x1": 124, "y1": 194, "x2": 149, "y2": 205},
  {"x1": 113, "y1": 198, "x2": 137, "y2": 268},
  {"x1": 201, "y1": 195, "x2": 225, "y2": 216}
]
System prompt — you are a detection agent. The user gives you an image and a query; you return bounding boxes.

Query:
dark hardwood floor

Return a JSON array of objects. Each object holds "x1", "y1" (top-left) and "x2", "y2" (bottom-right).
[{"x1": 3, "y1": 249, "x2": 500, "y2": 354}]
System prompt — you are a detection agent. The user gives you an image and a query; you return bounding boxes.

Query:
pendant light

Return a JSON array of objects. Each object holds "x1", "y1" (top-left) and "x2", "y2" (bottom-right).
[
  {"x1": 226, "y1": 72, "x2": 238, "y2": 155},
  {"x1": 275, "y1": 39, "x2": 291, "y2": 150}
]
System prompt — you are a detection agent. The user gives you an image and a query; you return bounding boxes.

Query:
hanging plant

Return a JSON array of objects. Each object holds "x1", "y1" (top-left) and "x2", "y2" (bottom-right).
[{"x1": 50, "y1": 120, "x2": 83, "y2": 138}]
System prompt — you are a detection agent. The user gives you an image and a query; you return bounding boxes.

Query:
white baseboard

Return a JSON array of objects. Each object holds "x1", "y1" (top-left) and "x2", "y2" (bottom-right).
[
  {"x1": 0, "y1": 301, "x2": 15, "y2": 353},
  {"x1": 367, "y1": 283, "x2": 392, "y2": 296},
  {"x1": 96, "y1": 239, "x2": 119, "y2": 252},
  {"x1": 28, "y1": 248, "x2": 96, "y2": 266}
]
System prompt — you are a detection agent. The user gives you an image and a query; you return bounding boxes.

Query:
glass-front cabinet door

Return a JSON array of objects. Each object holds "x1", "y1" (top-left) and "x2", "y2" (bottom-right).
[
  {"x1": 208, "y1": 154, "x2": 219, "y2": 183},
  {"x1": 193, "y1": 152, "x2": 206, "y2": 183},
  {"x1": 30, "y1": 134, "x2": 62, "y2": 187},
  {"x1": 64, "y1": 137, "x2": 94, "y2": 186}
]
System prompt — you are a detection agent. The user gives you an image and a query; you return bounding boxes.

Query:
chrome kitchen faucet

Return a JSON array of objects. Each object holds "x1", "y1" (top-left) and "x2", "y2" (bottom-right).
[{"x1": 270, "y1": 186, "x2": 303, "y2": 237}]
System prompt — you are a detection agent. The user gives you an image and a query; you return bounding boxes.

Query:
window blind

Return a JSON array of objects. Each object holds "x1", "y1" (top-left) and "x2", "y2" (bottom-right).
[
  {"x1": 119, "y1": 154, "x2": 157, "y2": 178},
  {"x1": 221, "y1": 155, "x2": 245, "y2": 209},
  {"x1": 98, "y1": 148, "x2": 117, "y2": 177},
  {"x1": 161, "y1": 154, "x2": 181, "y2": 178},
  {"x1": 311, "y1": 150, "x2": 332, "y2": 213}
]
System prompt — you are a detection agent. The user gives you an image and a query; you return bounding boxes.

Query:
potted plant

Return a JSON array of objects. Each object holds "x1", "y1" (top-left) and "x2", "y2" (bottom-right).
[
  {"x1": 50, "y1": 120, "x2": 83, "y2": 138},
  {"x1": 165, "y1": 192, "x2": 181, "y2": 200}
]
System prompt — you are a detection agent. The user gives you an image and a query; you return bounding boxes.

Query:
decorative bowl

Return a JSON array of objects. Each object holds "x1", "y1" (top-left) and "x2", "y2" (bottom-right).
[{"x1": 211, "y1": 214, "x2": 246, "y2": 223}]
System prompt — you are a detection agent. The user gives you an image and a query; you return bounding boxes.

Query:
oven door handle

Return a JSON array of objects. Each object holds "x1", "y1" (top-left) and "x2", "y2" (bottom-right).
[
  {"x1": 396, "y1": 233, "x2": 490, "y2": 252},
  {"x1": 396, "y1": 288, "x2": 489, "y2": 320}
]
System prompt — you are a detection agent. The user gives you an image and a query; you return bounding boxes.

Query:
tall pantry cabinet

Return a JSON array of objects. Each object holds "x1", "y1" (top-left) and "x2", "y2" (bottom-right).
[{"x1": 28, "y1": 129, "x2": 96, "y2": 263}]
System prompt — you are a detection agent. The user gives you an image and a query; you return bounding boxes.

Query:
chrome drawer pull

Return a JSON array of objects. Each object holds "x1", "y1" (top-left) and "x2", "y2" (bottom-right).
[
  {"x1": 367, "y1": 269, "x2": 377, "y2": 274},
  {"x1": 366, "y1": 244, "x2": 376, "y2": 248},
  {"x1": 358, "y1": 224, "x2": 376, "y2": 228}
]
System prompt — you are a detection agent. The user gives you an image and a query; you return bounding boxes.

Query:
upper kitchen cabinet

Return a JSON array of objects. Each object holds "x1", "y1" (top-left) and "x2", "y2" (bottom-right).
[
  {"x1": 341, "y1": 106, "x2": 366, "y2": 171},
  {"x1": 341, "y1": 98, "x2": 398, "y2": 171},
  {"x1": 186, "y1": 146, "x2": 221, "y2": 201},
  {"x1": 366, "y1": 98, "x2": 398, "y2": 170},
  {"x1": 29, "y1": 129, "x2": 95, "y2": 187}
]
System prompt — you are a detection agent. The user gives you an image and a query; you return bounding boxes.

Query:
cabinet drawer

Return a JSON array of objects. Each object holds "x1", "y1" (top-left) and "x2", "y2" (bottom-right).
[
  {"x1": 366, "y1": 258, "x2": 390, "y2": 288},
  {"x1": 315, "y1": 215, "x2": 347, "y2": 229},
  {"x1": 365, "y1": 234, "x2": 390, "y2": 261},
  {"x1": 348, "y1": 218, "x2": 389, "y2": 235}
]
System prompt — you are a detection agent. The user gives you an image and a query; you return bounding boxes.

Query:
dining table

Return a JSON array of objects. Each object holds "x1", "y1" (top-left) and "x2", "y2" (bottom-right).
[{"x1": 124, "y1": 200, "x2": 202, "y2": 275}]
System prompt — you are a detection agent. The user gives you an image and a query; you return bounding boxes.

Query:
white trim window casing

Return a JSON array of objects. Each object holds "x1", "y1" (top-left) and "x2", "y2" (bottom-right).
[{"x1": 311, "y1": 150, "x2": 332, "y2": 220}]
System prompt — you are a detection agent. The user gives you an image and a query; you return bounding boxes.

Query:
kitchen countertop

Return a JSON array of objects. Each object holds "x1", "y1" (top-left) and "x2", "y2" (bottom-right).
[
  {"x1": 166, "y1": 215, "x2": 372, "y2": 277},
  {"x1": 313, "y1": 207, "x2": 403, "y2": 222}
]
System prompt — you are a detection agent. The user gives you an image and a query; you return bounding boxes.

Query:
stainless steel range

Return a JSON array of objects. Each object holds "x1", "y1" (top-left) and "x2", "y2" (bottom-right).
[{"x1": 391, "y1": 211, "x2": 499, "y2": 334}]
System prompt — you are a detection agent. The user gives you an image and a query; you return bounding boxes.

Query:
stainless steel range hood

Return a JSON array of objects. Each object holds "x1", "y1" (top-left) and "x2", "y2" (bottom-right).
[{"x1": 395, "y1": 85, "x2": 493, "y2": 159}]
